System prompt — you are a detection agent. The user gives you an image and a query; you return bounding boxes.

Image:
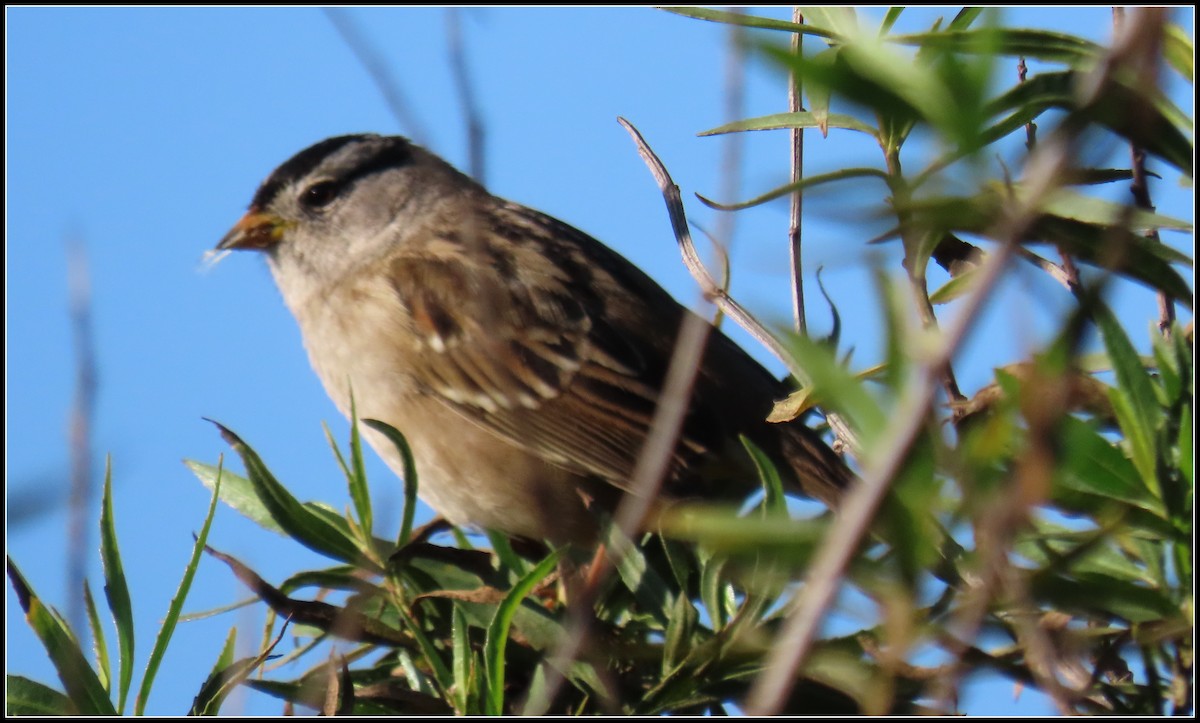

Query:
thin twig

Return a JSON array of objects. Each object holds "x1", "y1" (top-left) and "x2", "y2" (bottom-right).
[
  {"x1": 622, "y1": 121, "x2": 814, "y2": 388},
  {"x1": 1018, "y1": 56, "x2": 1038, "y2": 151},
  {"x1": 446, "y1": 8, "x2": 486, "y2": 183},
  {"x1": 325, "y1": 8, "x2": 430, "y2": 146},
  {"x1": 707, "y1": 7, "x2": 748, "y2": 329},
  {"x1": 788, "y1": 7, "x2": 807, "y2": 335},
  {"x1": 1112, "y1": 8, "x2": 1175, "y2": 338},
  {"x1": 521, "y1": 122, "x2": 718, "y2": 715},
  {"x1": 66, "y1": 232, "x2": 97, "y2": 636}
]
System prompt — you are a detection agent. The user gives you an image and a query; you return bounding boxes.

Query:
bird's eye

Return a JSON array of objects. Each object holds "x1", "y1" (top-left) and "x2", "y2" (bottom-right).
[{"x1": 299, "y1": 180, "x2": 341, "y2": 210}]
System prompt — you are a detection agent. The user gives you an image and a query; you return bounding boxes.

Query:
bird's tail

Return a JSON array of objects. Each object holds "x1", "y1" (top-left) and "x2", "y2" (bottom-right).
[{"x1": 779, "y1": 424, "x2": 855, "y2": 508}]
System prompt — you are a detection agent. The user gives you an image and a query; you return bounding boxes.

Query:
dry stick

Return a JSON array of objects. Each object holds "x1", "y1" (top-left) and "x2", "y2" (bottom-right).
[
  {"x1": 784, "y1": 9, "x2": 859, "y2": 457},
  {"x1": 1020, "y1": 53, "x2": 1081, "y2": 292},
  {"x1": 521, "y1": 123, "x2": 718, "y2": 715},
  {"x1": 788, "y1": 7, "x2": 807, "y2": 335},
  {"x1": 325, "y1": 8, "x2": 430, "y2": 147},
  {"x1": 65, "y1": 233, "x2": 97, "y2": 636},
  {"x1": 446, "y1": 8, "x2": 486, "y2": 184},
  {"x1": 1018, "y1": 56, "x2": 1038, "y2": 151},
  {"x1": 1113, "y1": 7, "x2": 1176, "y2": 339},
  {"x1": 743, "y1": 82, "x2": 1090, "y2": 716},
  {"x1": 617, "y1": 123, "x2": 817, "y2": 390}
]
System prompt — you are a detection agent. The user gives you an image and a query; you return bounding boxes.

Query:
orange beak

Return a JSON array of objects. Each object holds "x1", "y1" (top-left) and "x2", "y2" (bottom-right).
[{"x1": 216, "y1": 209, "x2": 287, "y2": 251}]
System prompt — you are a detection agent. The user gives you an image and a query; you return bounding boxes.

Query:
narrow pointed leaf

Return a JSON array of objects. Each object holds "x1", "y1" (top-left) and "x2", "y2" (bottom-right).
[
  {"x1": 6, "y1": 559, "x2": 115, "y2": 715},
  {"x1": 700, "y1": 111, "x2": 877, "y2": 137},
  {"x1": 483, "y1": 549, "x2": 561, "y2": 715},
  {"x1": 1094, "y1": 306, "x2": 1165, "y2": 498},
  {"x1": 363, "y1": 419, "x2": 419, "y2": 547},
  {"x1": 133, "y1": 460, "x2": 223, "y2": 715},
  {"x1": 6, "y1": 675, "x2": 75, "y2": 716},
  {"x1": 99, "y1": 457, "x2": 134, "y2": 713},
  {"x1": 81, "y1": 581, "x2": 110, "y2": 693},
  {"x1": 662, "y1": 6, "x2": 839, "y2": 40},
  {"x1": 207, "y1": 422, "x2": 366, "y2": 566}
]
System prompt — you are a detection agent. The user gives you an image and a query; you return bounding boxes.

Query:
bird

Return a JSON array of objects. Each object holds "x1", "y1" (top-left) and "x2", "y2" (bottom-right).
[{"x1": 216, "y1": 133, "x2": 851, "y2": 546}]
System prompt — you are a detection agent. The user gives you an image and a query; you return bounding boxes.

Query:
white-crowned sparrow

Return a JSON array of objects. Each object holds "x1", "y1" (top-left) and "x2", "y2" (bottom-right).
[{"x1": 216, "y1": 134, "x2": 850, "y2": 544}]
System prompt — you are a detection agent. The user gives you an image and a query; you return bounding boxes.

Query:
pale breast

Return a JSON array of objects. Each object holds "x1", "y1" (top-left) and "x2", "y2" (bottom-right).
[{"x1": 292, "y1": 278, "x2": 604, "y2": 543}]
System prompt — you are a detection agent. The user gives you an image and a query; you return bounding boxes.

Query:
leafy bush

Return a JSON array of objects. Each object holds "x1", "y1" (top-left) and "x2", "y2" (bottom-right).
[{"x1": 9, "y1": 7, "x2": 1192, "y2": 715}]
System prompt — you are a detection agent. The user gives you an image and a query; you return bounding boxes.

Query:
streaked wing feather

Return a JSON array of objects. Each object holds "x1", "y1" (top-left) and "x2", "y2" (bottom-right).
[{"x1": 388, "y1": 206, "x2": 714, "y2": 488}]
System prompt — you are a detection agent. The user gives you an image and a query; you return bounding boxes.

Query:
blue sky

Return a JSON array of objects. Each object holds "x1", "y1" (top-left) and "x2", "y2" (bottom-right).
[{"x1": 6, "y1": 6, "x2": 1193, "y2": 716}]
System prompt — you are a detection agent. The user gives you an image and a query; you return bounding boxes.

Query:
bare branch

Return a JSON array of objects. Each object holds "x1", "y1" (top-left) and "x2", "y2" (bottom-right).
[
  {"x1": 789, "y1": 7, "x2": 807, "y2": 335},
  {"x1": 1113, "y1": 8, "x2": 1176, "y2": 338},
  {"x1": 446, "y1": 8, "x2": 486, "y2": 183},
  {"x1": 66, "y1": 231, "x2": 97, "y2": 636},
  {"x1": 617, "y1": 119, "x2": 818, "y2": 389},
  {"x1": 325, "y1": 8, "x2": 430, "y2": 146}
]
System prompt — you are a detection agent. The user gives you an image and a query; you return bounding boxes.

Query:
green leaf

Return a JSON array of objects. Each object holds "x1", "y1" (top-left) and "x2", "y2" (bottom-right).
[
  {"x1": 1094, "y1": 306, "x2": 1164, "y2": 499},
  {"x1": 798, "y1": 7, "x2": 859, "y2": 40},
  {"x1": 661, "y1": 505, "x2": 828, "y2": 556},
  {"x1": 698, "y1": 167, "x2": 888, "y2": 212},
  {"x1": 98, "y1": 457, "x2": 134, "y2": 713},
  {"x1": 186, "y1": 460, "x2": 281, "y2": 533},
  {"x1": 133, "y1": 458, "x2": 223, "y2": 715},
  {"x1": 1163, "y1": 23, "x2": 1194, "y2": 82},
  {"x1": 346, "y1": 393, "x2": 373, "y2": 539},
  {"x1": 363, "y1": 419, "x2": 419, "y2": 547},
  {"x1": 893, "y1": 188, "x2": 1193, "y2": 305},
  {"x1": 1017, "y1": 523, "x2": 1157, "y2": 586},
  {"x1": 929, "y1": 266, "x2": 981, "y2": 304},
  {"x1": 189, "y1": 629, "x2": 253, "y2": 716},
  {"x1": 891, "y1": 28, "x2": 1104, "y2": 64},
  {"x1": 699, "y1": 111, "x2": 878, "y2": 137},
  {"x1": 877, "y1": 433, "x2": 941, "y2": 583},
  {"x1": 1055, "y1": 416, "x2": 1165, "y2": 518},
  {"x1": 948, "y1": 8, "x2": 983, "y2": 31},
  {"x1": 1030, "y1": 571, "x2": 1180, "y2": 623},
  {"x1": 742, "y1": 436, "x2": 787, "y2": 514},
  {"x1": 879, "y1": 7, "x2": 904, "y2": 36},
  {"x1": 662, "y1": 6, "x2": 839, "y2": 40},
  {"x1": 451, "y1": 605, "x2": 473, "y2": 714},
  {"x1": 278, "y1": 566, "x2": 382, "y2": 596},
  {"x1": 806, "y1": 46, "x2": 838, "y2": 135},
  {"x1": 779, "y1": 328, "x2": 886, "y2": 445},
  {"x1": 482, "y1": 549, "x2": 561, "y2": 715},
  {"x1": 206, "y1": 422, "x2": 368, "y2": 566},
  {"x1": 1029, "y1": 218, "x2": 1193, "y2": 305},
  {"x1": 1041, "y1": 188, "x2": 1193, "y2": 233},
  {"x1": 485, "y1": 530, "x2": 530, "y2": 579},
  {"x1": 81, "y1": 582, "x2": 110, "y2": 693},
  {"x1": 212, "y1": 627, "x2": 238, "y2": 676},
  {"x1": 6, "y1": 559, "x2": 115, "y2": 715},
  {"x1": 1179, "y1": 401, "x2": 1193, "y2": 489},
  {"x1": 601, "y1": 523, "x2": 673, "y2": 629},
  {"x1": 662, "y1": 590, "x2": 698, "y2": 674},
  {"x1": 6, "y1": 675, "x2": 75, "y2": 716},
  {"x1": 694, "y1": 547, "x2": 733, "y2": 631}
]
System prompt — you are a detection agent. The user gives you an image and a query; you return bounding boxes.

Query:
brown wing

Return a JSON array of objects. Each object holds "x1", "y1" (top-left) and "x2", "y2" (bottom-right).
[{"x1": 385, "y1": 203, "x2": 718, "y2": 490}]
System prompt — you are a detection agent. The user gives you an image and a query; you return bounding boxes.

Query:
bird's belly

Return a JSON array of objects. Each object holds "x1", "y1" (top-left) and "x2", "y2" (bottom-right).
[
  {"x1": 298, "y1": 306, "x2": 600, "y2": 543},
  {"x1": 359, "y1": 399, "x2": 601, "y2": 544}
]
